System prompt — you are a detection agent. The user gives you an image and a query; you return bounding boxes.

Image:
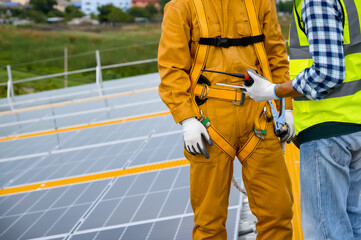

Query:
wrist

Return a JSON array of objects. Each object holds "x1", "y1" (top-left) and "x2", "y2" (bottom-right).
[
  {"x1": 273, "y1": 84, "x2": 281, "y2": 99},
  {"x1": 181, "y1": 117, "x2": 196, "y2": 126}
]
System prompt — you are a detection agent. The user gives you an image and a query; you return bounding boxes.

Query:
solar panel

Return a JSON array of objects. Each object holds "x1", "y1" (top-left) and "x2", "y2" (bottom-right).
[
  {"x1": 70, "y1": 208, "x2": 239, "y2": 240},
  {"x1": 0, "y1": 73, "x2": 244, "y2": 239},
  {"x1": 0, "y1": 84, "x2": 164, "y2": 138},
  {"x1": 0, "y1": 167, "x2": 242, "y2": 239},
  {"x1": 0, "y1": 179, "x2": 111, "y2": 239}
]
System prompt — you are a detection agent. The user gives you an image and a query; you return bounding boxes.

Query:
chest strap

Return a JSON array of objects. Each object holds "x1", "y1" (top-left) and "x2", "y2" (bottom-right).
[{"x1": 199, "y1": 35, "x2": 264, "y2": 48}]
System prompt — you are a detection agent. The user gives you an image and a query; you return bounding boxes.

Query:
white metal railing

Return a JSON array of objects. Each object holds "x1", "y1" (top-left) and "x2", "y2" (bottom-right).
[
  {"x1": 0, "y1": 78, "x2": 160, "y2": 109},
  {"x1": 1, "y1": 50, "x2": 158, "y2": 111}
]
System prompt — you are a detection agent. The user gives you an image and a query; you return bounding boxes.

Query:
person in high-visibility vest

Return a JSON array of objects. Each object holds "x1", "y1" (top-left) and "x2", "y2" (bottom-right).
[
  {"x1": 158, "y1": 0, "x2": 295, "y2": 239},
  {"x1": 243, "y1": 0, "x2": 361, "y2": 239}
]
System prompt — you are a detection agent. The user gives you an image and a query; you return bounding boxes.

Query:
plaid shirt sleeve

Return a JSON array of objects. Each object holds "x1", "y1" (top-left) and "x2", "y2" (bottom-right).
[{"x1": 291, "y1": 0, "x2": 345, "y2": 101}]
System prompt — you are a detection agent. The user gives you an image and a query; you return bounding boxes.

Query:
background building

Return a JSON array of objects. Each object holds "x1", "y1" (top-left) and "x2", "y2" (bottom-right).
[
  {"x1": 132, "y1": 0, "x2": 159, "y2": 9},
  {"x1": 54, "y1": 0, "x2": 73, "y2": 12},
  {"x1": 81, "y1": 0, "x2": 131, "y2": 15},
  {"x1": 7, "y1": 0, "x2": 28, "y2": 6}
]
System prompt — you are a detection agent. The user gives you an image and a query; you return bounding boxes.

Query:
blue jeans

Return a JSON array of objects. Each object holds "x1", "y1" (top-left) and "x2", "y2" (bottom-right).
[{"x1": 300, "y1": 131, "x2": 361, "y2": 240}]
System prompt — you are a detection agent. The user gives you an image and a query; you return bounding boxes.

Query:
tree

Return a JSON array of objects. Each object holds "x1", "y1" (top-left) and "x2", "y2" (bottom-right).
[
  {"x1": 9, "y1": 8, "x2": 24, "y2": 18},
  {"x1": 158, "y1": 0, "x2": 170, "y2": 13},
  {"x1": 97, "y1": 4, "x2": 114, "y2": 22},
  {"x1": 128, "y1": 7, "x2": 150, "y2": 18},
  {"x1": 29, "y1": 0, "x2": 57, "y2": 15},
  {"x1": 145, "y1": 3, "x2": 158, "y2": 17},
  {"x1": 26, "y1": 9, "x2": 46, "y2": 22},
  {"x1": 64, "y1": 5, "x2": 84, "y2": 21},
  {"x1": 277, "y1": 0, "x2": 293, "y2": 14},
  {"x1": 108, "y1": 7, "x2": 133, "y2": 23},
  {"x1": 47, "y1": 9, "x2": 65, "y2": 18}
]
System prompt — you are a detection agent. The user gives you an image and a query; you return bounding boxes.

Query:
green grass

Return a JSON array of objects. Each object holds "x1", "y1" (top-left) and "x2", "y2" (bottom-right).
[
  {"x1": 0, "y1": 17, "x2": 291, "y2": 98},
  {"x1": 0, "y1": 24, "x2": 161, "y2": 97}
]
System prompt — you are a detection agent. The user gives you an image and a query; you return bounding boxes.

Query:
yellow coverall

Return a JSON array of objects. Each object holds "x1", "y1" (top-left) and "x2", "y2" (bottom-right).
[{"x1": 158, "y1": 0, "x2": 294, "y2": 239}]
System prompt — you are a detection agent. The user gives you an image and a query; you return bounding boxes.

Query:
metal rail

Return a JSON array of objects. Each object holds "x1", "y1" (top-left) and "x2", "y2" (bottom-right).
[{"x1": 1, "y1": 51, "x2": 158, "y2": 111}]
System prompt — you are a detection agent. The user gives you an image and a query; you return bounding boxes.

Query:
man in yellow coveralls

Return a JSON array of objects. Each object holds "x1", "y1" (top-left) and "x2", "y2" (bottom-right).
[{"x1": 158, "y1": 0, "x2": 295, "y2": 239}]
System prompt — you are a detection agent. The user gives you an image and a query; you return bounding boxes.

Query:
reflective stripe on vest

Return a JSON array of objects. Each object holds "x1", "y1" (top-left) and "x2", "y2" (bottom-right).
[{"x1": 289, "y1": 0, "x2": 361, "y2": 134}]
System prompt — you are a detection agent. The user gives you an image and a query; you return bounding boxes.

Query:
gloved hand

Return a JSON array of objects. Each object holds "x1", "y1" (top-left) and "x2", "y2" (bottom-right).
[
  {"x1": 243, "y1": 69, "x2": 280, "y2": 102},
  {"x1": 181, "y1": 117, "x2": 213, "y2": 159},
  {"x1": 280, "y1": 110, "x2": 295, "y2": 143}
]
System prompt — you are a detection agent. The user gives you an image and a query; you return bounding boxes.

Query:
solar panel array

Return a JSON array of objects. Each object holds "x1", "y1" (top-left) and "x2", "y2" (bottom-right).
[{"x1": 0, "y1": 73, "x2": 243, "y2": 240}]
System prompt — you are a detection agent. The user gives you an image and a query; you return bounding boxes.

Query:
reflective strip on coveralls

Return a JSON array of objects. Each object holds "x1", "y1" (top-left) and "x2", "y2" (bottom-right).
[{"x1": 289, "y1": 0, "x2": 361, "y2": 134}]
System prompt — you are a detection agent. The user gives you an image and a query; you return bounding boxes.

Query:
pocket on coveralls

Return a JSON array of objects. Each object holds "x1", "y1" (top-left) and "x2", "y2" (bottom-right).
[
  {"x1": 204, "y1": 23, "x2": 222, "y2": 69},
  {"x1": 237, "y1": 21, "x2": 250, "y2": 37}
]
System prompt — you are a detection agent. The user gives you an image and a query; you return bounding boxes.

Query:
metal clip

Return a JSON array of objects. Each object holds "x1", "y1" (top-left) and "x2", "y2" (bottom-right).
[
  {"x1": 263, "y1": 106, "x2": 273, "y2": 122},
  {"x1": 254, "y1": 129, "x2": 265, "y2": 140},
  {"x1": 268, "y1": 99, "x2": 286, "y2": 137},
  {"x1": 233, "y1": 90, "x2": 245, "y2": 106},
  {"x1": 215, "y1": 83, "x2": 246, "y2": 106},
  {"x1": 199, "y1": 83, "x2": 209, "y2": 100},
  {"x1": 199, "y1": 110, "x2": 210, "y2": 128},
  {"x1": 198, "y1": 110, "x2": 205, "y2": 122}
]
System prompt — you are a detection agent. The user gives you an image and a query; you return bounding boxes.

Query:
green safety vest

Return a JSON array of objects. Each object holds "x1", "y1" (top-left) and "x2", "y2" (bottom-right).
[{"x1": 289, "y1": 0, "x2": 361, "y2": 134}]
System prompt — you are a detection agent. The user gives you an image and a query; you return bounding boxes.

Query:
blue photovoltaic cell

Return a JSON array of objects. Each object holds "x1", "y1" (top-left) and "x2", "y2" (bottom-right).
[
  {"x1": 77, "y1": 165, "x2": 241, "y2": 236},
  {"x1": 0, "y1": 179, "x2": 110, "y2": 240},
  {"x1": 0, "y1": 133, "x2": 183, "y2": 187},
  {"x1": 0, "y1": 73, "x2": 242, "y2": 240},
  {"x1": 71, "y1": 208, "x2": 238, "y2": 240},
  {"x1": 0, "y1": 114, "x2": 17, "y2": 125}
]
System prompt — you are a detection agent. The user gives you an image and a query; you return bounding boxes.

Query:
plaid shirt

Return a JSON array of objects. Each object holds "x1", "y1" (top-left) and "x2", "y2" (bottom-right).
[{"x1": 292, "y1": 0, "x2": 345, "y2": 100}]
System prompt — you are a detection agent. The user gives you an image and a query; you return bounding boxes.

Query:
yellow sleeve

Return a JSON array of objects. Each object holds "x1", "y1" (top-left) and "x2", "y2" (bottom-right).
[
  {"x1": 158, "y1": 0, "x2": 198, "y2": 123},
  {"x1": 262, "y1": 0, "x2": 293, "y2": 110}
]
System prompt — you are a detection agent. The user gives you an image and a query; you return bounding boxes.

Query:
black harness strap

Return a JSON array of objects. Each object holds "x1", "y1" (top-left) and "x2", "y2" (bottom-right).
[{"x1": 199, "y1": 35, "x2": 264, "y2": 48}]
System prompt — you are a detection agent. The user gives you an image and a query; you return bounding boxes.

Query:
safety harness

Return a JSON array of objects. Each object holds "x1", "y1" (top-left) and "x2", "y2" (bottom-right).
[
  {"x1": 199, "y1": 35, "x2": 264, "y2": 48},
  {"x1": 190, "y1": 0, "x2": 277, "y2": 163}
]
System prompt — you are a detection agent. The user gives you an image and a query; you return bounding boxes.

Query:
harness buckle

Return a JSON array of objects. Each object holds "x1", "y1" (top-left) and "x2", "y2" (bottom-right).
[
  {"x1": 199, "y1": 83, "x2": 209, "y2": 100},
  {"x1": 199, "y1": 110, "x2": 210, "y2": 128},
  {"x1": 232, "y1": 89, "x2": 245, "y2": 106},
  {"x1": 216, "y1": 37, "x2": 230, "y2": 48},
  {"x1": 214, "y1": 82, "x2": 246, "y2": 106}
]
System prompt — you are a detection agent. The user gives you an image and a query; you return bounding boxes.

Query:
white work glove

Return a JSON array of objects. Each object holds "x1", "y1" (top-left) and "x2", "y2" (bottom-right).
[
  {"x1": 181, "y1": 117, "x2": 213, "y2": 159},
  {"x1": 280, "y1": 110, "x2": 295, "y2": 143},
  {"x1": 243, "y1": 69, "x2": 280, "y2": 102}
]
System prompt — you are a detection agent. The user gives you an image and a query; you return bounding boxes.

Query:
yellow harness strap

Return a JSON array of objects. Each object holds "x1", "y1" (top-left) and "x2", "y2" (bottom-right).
[
  {"x1": 190, "y1": 0, "x2": 236, "y2": 159},
  {"x1": 207, "y1": 125, "x2": 237, "y2": 158},
  {"x1": 243, "y1": 0, "x2": 279, "y2": 116},
  {"x1": 193, "y1": 84, "x2": 249, "y2": 103},
  {"x1": 235, "y1": 0, "x2": 277, "y2": 162},
  {"x1": 237, "y1": 116, "x2": 268, "y2": 163},
  {"x1": 190, "y1": 0, "x2": 273, "y2": 161},
  {"x1": 190, "y1": 0, "x2": 210, "y2": 119},
  {"x1": 244, "y1": 0, "x2": 272, "y2": 80}
]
